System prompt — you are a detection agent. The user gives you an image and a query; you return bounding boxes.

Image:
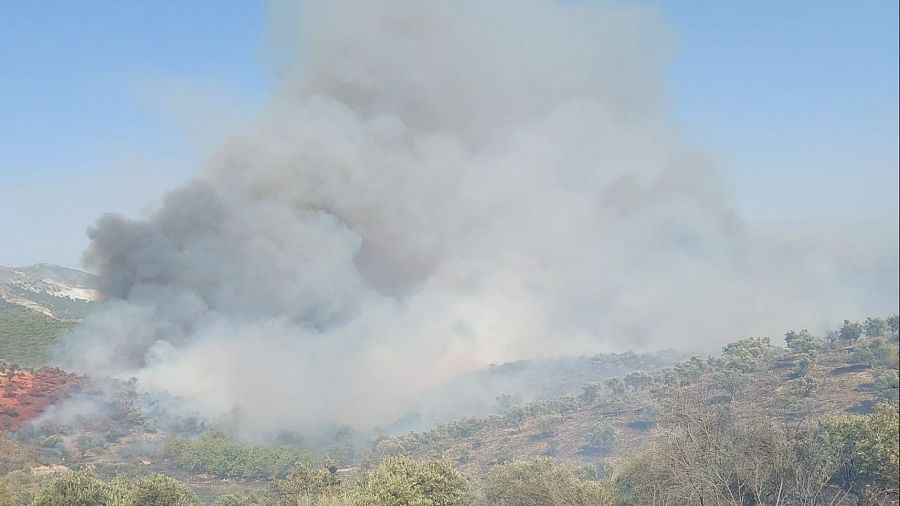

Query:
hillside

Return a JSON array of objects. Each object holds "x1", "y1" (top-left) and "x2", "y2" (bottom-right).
[
  {"x1": 379, "y1": 333, "x2": 899, "y2": 477},
  {"x1": 0, "y1": 301, "x2": 74, "y2": 367},
  {"x1": 0, "y1": 315, "x2": 896, "y2": 505},
  {"x1": 0, "y1": 264, "x2": 98, "y2": 322},
  {"x1": 399, "y1": 351, "x2": 680, "y2": 431},
  {"x1": 0, "y1": 265, "x2": 97, "y2": 367}
]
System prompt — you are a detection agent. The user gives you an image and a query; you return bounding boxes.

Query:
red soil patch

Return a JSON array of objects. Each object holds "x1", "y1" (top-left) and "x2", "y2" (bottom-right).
[{"x1": 0, "y1": 367, "x2": 83, "y2": 430}]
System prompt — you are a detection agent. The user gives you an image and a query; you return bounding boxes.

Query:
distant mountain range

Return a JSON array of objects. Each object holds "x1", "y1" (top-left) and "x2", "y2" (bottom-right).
[{"x1": 0, "y1": 264, "x2": 98, "y2": 322}]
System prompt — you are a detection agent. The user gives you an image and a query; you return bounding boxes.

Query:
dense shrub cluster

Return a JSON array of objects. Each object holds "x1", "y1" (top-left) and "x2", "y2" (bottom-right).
[
  {"x1": 165, "y1": 431, "x2": 309, "y2": 479},
  {"x1": 30, "y1": 471, "x2": 198, "y2": 506},
  {"x1": 356, "y1": 457, "x2": 473, "y2": 506},
  {"x1": 272, "y1": 456, "x2": 611, "y2": 506},
  {"x1": 483, "y1": 459, "x2": 612, "y2": 506}
]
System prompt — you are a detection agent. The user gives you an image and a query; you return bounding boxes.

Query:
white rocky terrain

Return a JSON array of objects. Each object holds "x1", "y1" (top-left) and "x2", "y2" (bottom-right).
[{"x1": 0, "y1": 264, "x2": 98, "y2": 321}]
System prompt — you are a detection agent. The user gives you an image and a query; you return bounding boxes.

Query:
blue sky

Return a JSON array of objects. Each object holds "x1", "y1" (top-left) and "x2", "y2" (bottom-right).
[{"x1": 1, "y1": 0, "x2": 898, "y2": 268}]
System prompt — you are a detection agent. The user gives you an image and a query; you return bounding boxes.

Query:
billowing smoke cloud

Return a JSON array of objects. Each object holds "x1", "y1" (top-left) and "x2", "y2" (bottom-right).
[{"x1": 59, "y1": 0, "x2": 896, "y2": 433}]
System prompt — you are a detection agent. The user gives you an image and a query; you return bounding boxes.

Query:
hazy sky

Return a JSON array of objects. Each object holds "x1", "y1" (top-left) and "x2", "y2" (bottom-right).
[{"x1": 1, "y1": 0, "x2": 898, "y2": 269}]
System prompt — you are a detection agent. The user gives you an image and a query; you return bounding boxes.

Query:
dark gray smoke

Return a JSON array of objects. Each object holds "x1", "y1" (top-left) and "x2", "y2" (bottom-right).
[{"x1": 59, "y1": 0, "x2": 897, "y2": 433}]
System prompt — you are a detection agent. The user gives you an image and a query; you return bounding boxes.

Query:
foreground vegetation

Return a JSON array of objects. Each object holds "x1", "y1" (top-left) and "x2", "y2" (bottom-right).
[
  {"x1": 2, "y1": 399, "x2": 896, "y2": 506},
  {"x1": 0, "y1": 315, "x2": 896, "y2": 504},
  {"x1": 165, "y1": 431, "x2": 310, "y2": 479}
]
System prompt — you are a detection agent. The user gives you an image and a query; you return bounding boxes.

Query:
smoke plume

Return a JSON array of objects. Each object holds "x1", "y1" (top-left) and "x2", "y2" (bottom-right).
[{"x1": 59, "y1": 0, "x2": 896, "y2": 432}]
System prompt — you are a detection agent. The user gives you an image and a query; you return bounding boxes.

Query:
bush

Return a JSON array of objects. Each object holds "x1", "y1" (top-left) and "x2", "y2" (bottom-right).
[
  {"x1": 582, "y1": 422, "x2": 616, "y2": 455},
  {"x1": 31, "y1": 471, "x2": 128, "y2": 506},
  {"x1": 211, "y1": 491, "x2": 279, "y2": 506},
  {"x1": 623, "y1": 371, "x2": 653, "y2": 391},
  {"x1": 789, "y1": 376, "x2": 816, "y2": 397},
  {"x1": 796, "y1": 354, "x2": 814, "y2": 377},
  {"x1": 839, "y1": 320, "x2": 863, "y2": 343},
  {"x1": 853, "y1": 337, "x2": 898, "y2": 368},
  {"x1": 784, "y1": 329, "x2": 818, "y2": 354},
  {"x1": 75, "y1": 435, "x2": 104, "y2": 457},
  {"x1": 495, "y1": 393, "x2": 520, "y2": 413},
  {"x1": 618, "y1": 389, "x2": 899, "y2": 505},
  {"x1": 355, "y1": 457, "x2": 473, "y2": 506},
  {"x1": 722, "y1": 337, "x2": 771, "y2": 372},
  {"x1": 888, "y1": 314, "x2": 899, "y2": 334},
  {"x1": 873, "y1": 368, "x2": 899, "y2": 402},
  {"x1": 164, "y1": 431, "x2": 309, "y2": 478},
  {"x1": 273, "y1": 463, "x2": 344, "y2": 505},
  {"x1": 821, "y1": 403, "x2": 899, "y2": 497},
  {"x1": 124, "y1": 474, "x2": 199, "y2": 506},
  {"x1": 483, "y1": 459, "x2": 613, "y2": 506},
  {"x1": 864, "y1": 317, "x2": 888, "y2": 338},
  {"x1": 715, "y1": 369, "x2": 748, "y2": 400},
  {"x1": 212, "y1": 494, "x2": 256, "y2": 506},
  {"x1": 580, "y1": 383, "x2": 601, "y2": 403},
  {"x1": 603, "y1": 377, "x2": 625, "y2": 395}
]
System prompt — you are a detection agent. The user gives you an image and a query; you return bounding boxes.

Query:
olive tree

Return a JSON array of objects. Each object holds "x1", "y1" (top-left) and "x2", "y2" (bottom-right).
[
  {"x1": 482, "y1": 459, "x2": 613, "y2": 506},
  {"x1": 355, "y1": 457, "x2": 473, "y2": 506}
]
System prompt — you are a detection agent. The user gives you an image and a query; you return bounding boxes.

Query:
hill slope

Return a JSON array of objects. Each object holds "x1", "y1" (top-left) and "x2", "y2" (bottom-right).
[
  {"x1": 0, "y1": 264, "x2": 97, "y2": 367},
  {"x1": 379, "y1": 331, "x2": 900, "y2": 478},
  {"x1": 0, "y1": 264, "x2": 98, "y2": 322}
]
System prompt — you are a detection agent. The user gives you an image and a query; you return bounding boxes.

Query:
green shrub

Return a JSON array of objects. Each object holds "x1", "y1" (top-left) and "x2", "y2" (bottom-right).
[
  {"x1": 212, "y1": 494, "x2": 256, "y2": 506},
  {"x1": 821, "y1": 403, "x2": 899, "y2": 496},
  {"x1": 623, "y1": 371, "x2": 653, "y2": 391},
  {"x1": 579, "y1": 383, "x2": 601, "y2": 403},
  {"x1": 494, "y1": 443, "x2": 515, "y2": 465},
  {"x1": 784, "y1": 329, "x2": 818, "y2": 354},
  {"x1": 789, "y1": 376, "x2": 816, "y2": 397},
  {"x1": 603, "y1": 377, "x2": 625, "y2": 395},
  {"x1": 211, "y1": 491, "x2": 279, "y2": 506},
  {"x1": 839, "y1": 320, "x2": 863, "y2": 343},
  {"x1": 75, "y1": 435, "x2": 104, "y2": 456},
  {"x1": 355, "y1": 457, "x2": 473, "y2": 506},
  {"x1": 582, "y1": 422, "x2": 616, "y2": 455},
  {"x1": 853, "y1": 337, "x2": 898, "y2": 368},
  {"x1": 483, "y1": 459, "x2": 613, "y2": 506},
  {"x1": 673, "y1": 356, "x2": 709, "y2": 384},
  {"x1": 796, "y1": 353, "x2": 814, "y2": 376},
  {"x1": 443, "y1": 418, "x2": 489, "y2": 439},
  {"x1": 164, "y1": 431, "x2": 309, "y2": 479},
  {"x1": 31, "y1": 471, "x2": 128, "y2": 506},
  {"x1": 124, "y1": 474, "x2": 199, "y2": 506},
  {"x1": 887, "y1": 314, "x2": 899, "y2": 334},
  {"x1": 873, "y1": 368, "x2": 899, "y2": 402},
  {"x1": 273, "y1": 463, "x2": 344, "y2": 505},
  {"x1": 714, "y1": 369, "x2": 748, "y2": 400},
  {"x1": 722, "y1": 337, "x2": 771, "y2": 372},
  {"x1": 864, "y1": 317, "x2": 888, "y2": 338},
  {"x1": 618, "y1": 393, "x2": 899, "y2": 505},
  {"x1": 495, "y1": 393, "x2": 519, "y2": 413}
]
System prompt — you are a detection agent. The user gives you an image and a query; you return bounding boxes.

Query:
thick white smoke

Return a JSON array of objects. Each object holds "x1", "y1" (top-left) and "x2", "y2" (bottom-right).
[{"x1": 59, "y1": 0, "x2": 895, "y2": 432}]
